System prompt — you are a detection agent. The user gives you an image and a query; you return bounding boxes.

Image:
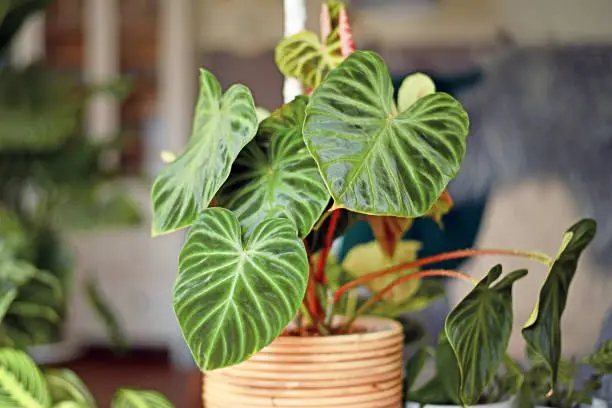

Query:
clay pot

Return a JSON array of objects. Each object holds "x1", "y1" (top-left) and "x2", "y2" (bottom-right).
[{"x1": 203, "y1": 316, "x2": 404, "y2": 407}]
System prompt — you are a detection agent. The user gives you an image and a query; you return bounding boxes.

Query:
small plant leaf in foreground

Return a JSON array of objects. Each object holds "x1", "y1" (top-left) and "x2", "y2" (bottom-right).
[
  {"x1": 0, "y1": 348, "x2": 51, "y2": 408},
  {"x1": 111, "y1": 389, "x2": 175, "y2": 408}
]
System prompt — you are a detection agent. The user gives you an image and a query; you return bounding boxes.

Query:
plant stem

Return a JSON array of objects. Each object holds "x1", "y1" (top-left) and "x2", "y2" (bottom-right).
[
  {"x1": 315, "y1": 208, "x2": 341, "y2": 283},
  {"x1": 343, "y1": 269, "x2": 475, "y2": 329},
  {"x1": 334, "y1": 248, "x2": 552, "y2": 303},
  {"x1": 302, "y1": 240, "x2": 324, "y2": 332}
]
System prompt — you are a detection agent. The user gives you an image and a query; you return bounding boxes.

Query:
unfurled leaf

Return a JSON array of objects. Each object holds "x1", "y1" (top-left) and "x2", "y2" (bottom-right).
[
  {"x1": 0, "y1": 348, "x2": 51, "y2": 408},
  {"x1": 218, "y1": 96, "x2": 329, "y2": 238},
  {"x1": 584, "y1": 340, "x2": 612, "y2": 373},
  {"x1": 173, "y1": 208, "x2": 308, "y2": 371},
  {"x1": 85, "y1": 279, "x2": 127, "y2": 354},
  {"x1": 405, "y1": 346, "x2": 432, "y2": 392},
  {"x1": 45, "y1": 369, "x2": 96, "y2": 407},
  {"x1": 151, "y1": 69, "x2": 258, "y2": 236},
  {"x1": 522, "y1": 219, "x2": 597, "y2": 389},
  {"x1": 275, "y1": 31, "x2": 343, "y2": 90},
  {"x1": 445, "y1": 265, "x2": 528, "y2": 406},
  {"x1": 398, "y1": 73, "x2": 436, "y2": 112},
  {"x1": 426, "y1": 190, "x2": 454, "y2": 228},
  {"x1": 303, "y1": 51, "x2": 469, "y2": 218},
  {"x1": 111, "y1": 389, "x2": 174, "y2": 408},
  {"x1": 370, "y1": 279, "x2": 445, "y2": 318},
  {"x1": 342, "y1": 241, "x2": 422, "y2": 304},
  {"x1": 366, "y1": 215, "x2": 413, "y2": 258}
]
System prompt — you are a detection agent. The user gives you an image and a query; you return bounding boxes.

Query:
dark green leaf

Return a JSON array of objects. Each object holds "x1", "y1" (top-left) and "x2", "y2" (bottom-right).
[
  {"x1": 0, "y1": 0, "x2": 54, "y2": 56},
  {"x1": 0, "y1": 282, "x2": 16, "y2": 322},
  {"x1": 0, "y1": 207, "x2": 31, "y2": 260},
  {"x1": 406, "y1": 376, "x2": 455, "y2": 405},
  {"x1": 151, "y1": 69, "x2": 258, "y2": 236},
  {"x1": 445, "y1": 265, "x2": 528, "y2": 405},
  {"x1": 303, "y1": 51, "x2": 469, "y2": 218},
  {"x1": 584, "y1": 340, "x2": 612, "y2": 373},
  {"x1": 437, "y1": 331, "x2": 462, "y2": 405},
  {"x1": 85, "y1": 279, "x2": 127, "y2": 354},
  {"x1": 522, "y1": 219, "x2": 597, "y2": 389},
  {"x1": 219, "y1": 96, "x2": 329, "y2": 238},
  {"x1": 173, "y1": 208, "x2": 308, "y2": 371},
  {"x1": 405, "y1": 346, "x2": 432, "y2": 392}
]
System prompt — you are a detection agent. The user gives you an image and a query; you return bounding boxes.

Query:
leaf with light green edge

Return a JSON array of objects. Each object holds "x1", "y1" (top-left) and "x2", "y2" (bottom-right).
[
  {"x1": 45, "y1": 369, "x2": 96, "y2": 407},
  {"x1": 398, "y1": 72, "x2": 436, "y2": 112},
  {"x1": 303, "y1": 51, "x2": 469, "y2": 218},
  {"x1": 218, "y1": 96, "x2": 329, "y2": 238},
  {"x1": 255, "y1": 106, "x2": 270, "y2": 123},
  {"x1": 342, "y1": 241, "x2": 422, "y2": 304},
  {"x1": 111, "y1": 389, "x2": 175, "y2": 408},
  {"x1": 445, "y1": 265, "x2": 528, "y2": 406},
  {"x1": 0, "y1": 348, "x2": 51, "y2": 408},
  {"x1": 584, "y1": 340, "x2": 612, "y2": 373},
  {"x1": 522, "y1": 218, "x2": 597, "y2": 390},
  {"x1": 6, "y1": 302, "x2": 60, "y2": 323},
  {"x1": 53, "y1": 402, "x2": 90, "y2": 408},
  {"x1": 0, "y1": 260, "x2": 38, "y2": 286},
  {"x1": 275, "y1": 31, "x2": 344, "y2": 90},
  {"x1": 0, "y1": 283, "x2": 17, "y2": 322},
  {"x1": 370, "y1": 279, "x2": 445, "y2": 318},
  {"x1": 405, "y1": 346, "x2": 433, "y2": 392},
  {"x1": 150, "y1": 69, "x2": 258, "y2": 236},
  {"x1": 173, "y1": 208, "x2": 308, "y2": 371}
]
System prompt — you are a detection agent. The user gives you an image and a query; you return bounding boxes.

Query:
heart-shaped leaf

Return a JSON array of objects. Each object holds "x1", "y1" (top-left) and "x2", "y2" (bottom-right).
[
  {"x1": 522, "y1": 219, "x2": 597, "y2": 389},
  {"x1": 275, "y1": 31, "x2": 343, "y2": 90},
  {"x1": 0, "y1": 348, "x2": 51, "y2": 408},
  {"x1": 342, "y1": 241, "x2": 422, "y2": 304},
  {"x1": 398, "y1": 73, "x2": 436, "y2": 112},
  {"x1": 151, "y1": 69, "x2": 258, "y2": 236},
  {"x1": 218, "y1": 96, "x2": 329, "y2": 238},
  {"x1": 303, "y1": 51, "x2": 469, "y2": 218},
  {"x1": 366, "y1": 215, "x2": 413, "y2": 258},
  {"x1": 583, "y1": 340, "x2": 612, "y2": 373},
  {"x1": 173, "y1": 208, "x2": 308, "y2": 371},
  {"x1": 45, "y1": 369, "x2": 96, "y2": 407},
  {"x1": 445, "y1": 265, "x2": 528, "y2": 406},
  {"x1": 111, "y1": 389, "x2": 174, "y2": 408}
]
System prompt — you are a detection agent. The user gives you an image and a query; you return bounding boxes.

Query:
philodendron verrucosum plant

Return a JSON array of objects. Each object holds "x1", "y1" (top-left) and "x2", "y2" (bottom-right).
[{"x1": 150, "y1": 2, "x2": 598, "y2": 404}]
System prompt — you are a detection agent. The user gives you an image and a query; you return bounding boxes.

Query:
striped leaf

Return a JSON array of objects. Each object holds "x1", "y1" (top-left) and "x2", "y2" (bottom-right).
[
  {"x1": 397, "y1": 73, "x2": 436, "y2": 112},
  {"x1": 0, "y1": 348, "x2": 51, "y2": 408},
  {"x1": 151, "y1": 69, "x2": 258, "y2": 236},
  {"x1": 275, "y1": 31, "x2": 343, "y2": 90},
  {"x1": 6, "y1": 302, "x2": 60, "y2": 323},
  {"x1": 445, "y1": 265, "x2": 528, "y2": 406},
  {"x1": 53, "y1": 402, "x2": 89, "y2": 408},
  {"x1": 218, "y1": 96, "x2": 329, "y2": 238},
  {"x1": 111, "y1": 389, "x2": 174, "y2": 408},
  {"x1": 45, "y1": 369, "x2": 95, "y2": 407},
  {"x1": 303, "y1": 51, "x2": 469, "y2": 217},
  {"x1": 522, "y1": 219, "x2": 597, "y2": 389},
  {"x1": 173, "y1": 208, "x2": 308, "y2": 371}
]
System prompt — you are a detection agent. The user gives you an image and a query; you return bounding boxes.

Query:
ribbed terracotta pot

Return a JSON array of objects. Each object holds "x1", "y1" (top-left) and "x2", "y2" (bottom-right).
[{"x1": 203, "y1": 316, "x2": 404, "y2": 408}]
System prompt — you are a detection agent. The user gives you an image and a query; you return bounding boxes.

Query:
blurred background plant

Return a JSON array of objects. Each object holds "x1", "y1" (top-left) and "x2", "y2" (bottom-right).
[{"x1": 0, "y1": 0, "x2": 138, "y2": 354}]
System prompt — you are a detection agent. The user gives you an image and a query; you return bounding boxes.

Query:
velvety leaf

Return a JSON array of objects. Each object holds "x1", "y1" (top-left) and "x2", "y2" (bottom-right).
[
  {"x1": 370, "y1": 279, "x2": 445, "y2": 318},
  {"x1": 342, "y1": 241, "x2": 422, "y2": 304},
  {"x1": 111, "y1": 389, "x2": 175, "y2": 408},
  {"x1": 0, "y1": 348, "x2": 51, "y2": 408},
  {"x1": 522, "y1": 219, "x2": 597, "y2": 389},
  {"x1": 426, "y1": 190, "x2": 454, "y2": 228},
  {"x1": 584, "y1": 340, "x2": 612, "y2": 373},
  {"x1": 445, "y1": 265, "x2": 528, "y2": 406},
  {"x1": 275, "y1": 31, "x2": 343, "y2": 90},
  {"x1": 218, "y1": 96, "x2": 329, "y2": 238},
  {"x1": 405, "y1": 346, "x2": 432, "y2": 392},
  {"x1": 85, "y1": 279, "x2": 127, "y2": 354},
  {"x1": 173, "y1": 208, "x2": 308, "y2": 371},
  {"x1": 398, "y1": 73, "x2": 436, "y2": 112},
  {"x1": 303, "y1": 51, "x2": 469, "y2": 218},
  {"x1": 151, "y1": 69, "x2": 258, "y2": 236},
  {"x1": 365, "y1": 215, "x2": 413, "y2": 258},
  {"x1": 45, "y1": 369, "x2": 96, "y2": 407}
]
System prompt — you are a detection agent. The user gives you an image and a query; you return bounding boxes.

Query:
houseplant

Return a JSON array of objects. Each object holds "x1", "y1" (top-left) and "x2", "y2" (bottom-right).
[
  {"x1": 0, "y1": 1, "x2": 137, "y2": 358},
  {"x1": 0, "y1": 347, "x2": 175, "y2": 408},
  {"x1": 151, "y1": 1, "x2": 598, "y2": 406},
  {"x1": 404, "y1": 219, "x2": 598, "y2": 408}
]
